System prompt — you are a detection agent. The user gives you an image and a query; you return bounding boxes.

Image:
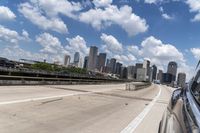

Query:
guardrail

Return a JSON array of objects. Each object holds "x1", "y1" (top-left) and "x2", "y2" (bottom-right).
[
  {"x1": 0, "y1": 66, "x2": 107, "y2": 79},
  {"x1": 0, "y1": 75, "x2": 127, "y2": 85},
  {"x1": 0, "y1": 66, "x2": 131, "y2": 85}
]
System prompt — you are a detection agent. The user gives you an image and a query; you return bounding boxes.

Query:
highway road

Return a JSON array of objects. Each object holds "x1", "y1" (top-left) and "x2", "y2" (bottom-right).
[{"x1": 0, "y1": 83, "x2": 173, "y2": 133}]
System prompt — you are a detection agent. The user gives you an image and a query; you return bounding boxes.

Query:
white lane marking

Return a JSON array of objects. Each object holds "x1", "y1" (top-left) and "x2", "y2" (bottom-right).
[
  {"x1": 0, "y1": 88, "x2": 117, "y2": 106},
  {"x1": 0, "y1": 92, "x2": 91, "y2": 105},
  {"x1": 120, "y1": 85, "x2": 162, "y2": 133}
]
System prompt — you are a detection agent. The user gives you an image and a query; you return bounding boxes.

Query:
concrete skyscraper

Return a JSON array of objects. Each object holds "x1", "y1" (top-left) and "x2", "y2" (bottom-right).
[
  {"x1": 121, "y1": 67, "x2": 128, "y2": 79},
  {"x1": 157, "y1": 70, "x2": 163, "y2": 82},
  {"x1": 97, "y1": 53, "x2": 106, "y2": 71},
  {"x1": 127, "y1": 66, "x2": 136, "y2": 80},
  {"x1": 152, "y1": 65, "x2": 157, "y2": 81},
  {"x1": 88, "y1": 46, "x2": 98, "y2": 71},
  {"x1": 109, "y1": 58, "x2": 116, "y2": 74},
  {"x1": 64, "y1": 55, "x2": 70, "y2": 67},
  {"x1": 135, "y1": 63, "x2": 143, "y2": 79},
  {"x1": 167, "y1": 61, "x2": 178, "y2": 81},
  {"x1": 177, "y1": 73, "x2": 186, "y2": 87},
  {"x1": 74, "y1": 52, "x2": 80, "y2": 63},
  {"x1": 115, "y1": 62, "x2": 122, "y2": 75},
  {"x1": 83, "y1": 56, "x2": 88, "y2": 69},
  {"x1": 143, "y1": 60, "x2": 151, "y2": 81}
]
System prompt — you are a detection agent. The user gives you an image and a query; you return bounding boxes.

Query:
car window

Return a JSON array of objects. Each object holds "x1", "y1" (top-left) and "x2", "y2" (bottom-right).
[{"x1": 191, "y1": 70, "x2": 200, "y2": 105}]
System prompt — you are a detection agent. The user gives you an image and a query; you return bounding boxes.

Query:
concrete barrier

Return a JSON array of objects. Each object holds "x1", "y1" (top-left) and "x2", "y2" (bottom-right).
[
  {"x1": 126, "y1": 82, "x2": 151, "y2": 91},
  {"x1": 0, "y1": 79, "x2": 127, "y2": 86},
  {"x1": 0, "y1": 74, "x2": 129, "y2": 86}
]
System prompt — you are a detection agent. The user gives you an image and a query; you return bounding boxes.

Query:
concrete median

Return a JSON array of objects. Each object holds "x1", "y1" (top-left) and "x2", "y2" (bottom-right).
[{"x1": 126, "y1": 82, "x2": 152, "y2": 91}]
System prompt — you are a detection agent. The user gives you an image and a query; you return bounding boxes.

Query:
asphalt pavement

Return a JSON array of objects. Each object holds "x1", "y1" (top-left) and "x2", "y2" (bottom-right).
[{"x1": 0, "y1": 83, "x2": 173, "y2": 133}]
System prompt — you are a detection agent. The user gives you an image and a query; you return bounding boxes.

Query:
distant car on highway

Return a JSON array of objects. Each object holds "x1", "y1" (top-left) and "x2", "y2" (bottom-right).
[{"x1": 158, "y1": 69, "x2": 200, "y2": 133}]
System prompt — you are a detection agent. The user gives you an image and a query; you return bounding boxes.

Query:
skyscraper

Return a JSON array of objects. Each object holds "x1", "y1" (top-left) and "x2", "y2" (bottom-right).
[
  {"x1": 121, "y1": 67, "x2": 128, "y2": 79},
  {"x1": 88, "y1": 46, "x2": 98, "y2": 71},
  {"x1": 167, "y1": 61, "x2": 178, "y2": 81},
  {"x1": 152, "y1": 65, "x2": 157, "y2": 81},
  {"x1": 115, "y1": 62, "x2": 122, "y2": 75},
  {"x1": 83, "y1": 56, "x2": 88, "y2": 69},
  {"x1": 97, "y1": 53, "x2": 106, "y2": 71},
  {"x1": 143, "y1": 60, "x2": 151, "y2": 81},
  {"x1": 109, "y1": 58, "x2": 116, "y2": 73},
  {"x1": 74, "y1": 52, "x2": 80, "y2": 63},
  {"x1": 135, "y1": 63, "x2": 143, "y2": 79},
  {"x1": 177, "y1": 73, "x2": 186, "y2": 87},
  {"x1": 64, "y1": 55, "x2": 70, "y2": 67},
  {"x1": 127, "y1": 66, "x2": 136, "y2": 80},
  {"x1": 106, "y1": 59, "x2": 110, "y2": 67},
  {"x1": 162, "y1": 73, "x2": 173, "y2": 84},
  {"x1": 136, "y1": 68, "x2": 146, "y2": 81},
  {"x1": 157, "y1": 70, "x2": 163, "y2": 82}
]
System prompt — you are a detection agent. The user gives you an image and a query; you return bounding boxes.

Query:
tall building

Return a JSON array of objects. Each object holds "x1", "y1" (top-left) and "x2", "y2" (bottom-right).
[
  {"x1": 127, "y1": 66, "x2": 136, "y2": 80},
  {"x1": 102, "y1": 66, "x2": 110, "y2": 73},
  {"x1": 115, "y1": 62, "x2": 122, "y2": 75},
  {"x1": 177, "y1": 73, "x2": 186, "y2": 87},
  {"x1": 137, "y1": 60, "x2": 150, "y2": 81},
  {"x1": 96, "y1": 55, "x2": 99, "y2": 69},
  {"x1": 157, "y1": 70, "x2": 163, "y2": 82},
  {"x1": 167, "y1": 61, "x2": 178, "y2": 82},
  {"x1": 106, "y1": 59, "x2": 110, "y2": 67},
  {"x1": 74, "y1": 52, "x2": 80, "y2": 64},
  {"x1": 136, "y1": 68, "x2": 146, "y2": 81},
  {"x1": 78, "y1": 56, "x2": 83, "y2": 68},
  {"x1": 152, "y1": 65, "x2": 157, "y2": 81},
  {"x1": 64, "y1": 55, "x2": 70, "y2": 67},
  {"x1": 121, "y1": 67, "x2": 128, "y2": 79},
  {"x1": 143, "y1": 60, "x2": 151, "y2": 81},
  {"x1": 88, "y1": 46, "x2": 98, "y2": 71},
  {"x1": 97, "y1": 53, "x2": 106, "y2": 71},
  {"x1": 83, "y1": 56, "x2": 88, "y2": 69},
  {"x1": 149, "y1": 67, "x2": 153, "y2": 82},
  {"x1": 162, "y1": 73, "x2": 173, "y2": 84},
  {"x1": 135, "y1": 63, "x2": 143, "y2": 79},
  {"x1": 109, "y1": 58, "x2": 116, "y2": 73}
]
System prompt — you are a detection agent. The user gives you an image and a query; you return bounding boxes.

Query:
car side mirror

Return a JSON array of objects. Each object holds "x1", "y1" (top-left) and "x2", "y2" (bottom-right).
[{"x1": 171, "y1": 88, "x2": 182, "y2": 109}]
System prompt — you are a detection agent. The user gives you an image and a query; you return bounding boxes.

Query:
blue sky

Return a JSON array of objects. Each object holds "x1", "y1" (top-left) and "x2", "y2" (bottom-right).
[{"x1": 0, "y1": 0, "x2": 200, "y2": 80}]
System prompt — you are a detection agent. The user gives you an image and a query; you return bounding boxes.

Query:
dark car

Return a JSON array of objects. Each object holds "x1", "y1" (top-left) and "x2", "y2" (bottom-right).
[{"x1": 159, "y1": 69, "x2": 200, "y2": 133}]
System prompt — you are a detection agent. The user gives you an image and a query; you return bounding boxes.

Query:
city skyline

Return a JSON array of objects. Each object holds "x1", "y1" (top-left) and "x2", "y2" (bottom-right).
[
  {"x1": 0, "y1": 0, "x2": 200, "y2": 81},
  {"x1": 62, "y1": 46, "x2": 186, "y2": 84}
]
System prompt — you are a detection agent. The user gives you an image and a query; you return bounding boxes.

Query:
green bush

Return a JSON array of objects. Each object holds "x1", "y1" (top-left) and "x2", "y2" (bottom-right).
[
  {"x1": 31, "y1": 62, "x2": 87, "y2": 74},
  {"x1": 31, "y1": 62, "x2": 53, "y2": 71}
]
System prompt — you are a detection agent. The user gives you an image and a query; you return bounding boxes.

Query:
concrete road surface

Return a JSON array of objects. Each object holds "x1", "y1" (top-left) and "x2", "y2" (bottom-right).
[{"x1": 0, "y1": 84, "x2": 173, "y2": 133}]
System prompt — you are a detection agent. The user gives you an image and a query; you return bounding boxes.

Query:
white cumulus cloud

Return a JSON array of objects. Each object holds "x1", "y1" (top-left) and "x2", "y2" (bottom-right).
[
  {"x1": 35, "y1": 32, "x2": 69, "y2": 63},
  {"x1": 162, "y1": 13, "x2": 174, "y2": 20},
  {"x1": 18, "y1": 2, "x2": 68, "y2": 34},
  {"x1": 31, "y1": 0, "x2": 82, "y2": 19},
  {"x1": 0, "y1": 6, "x2": 16, "y2": 21},
  {"x1": 0, "y1": 46, "x2": 47, "y2": 62},
  {"x1": 66, "y1": 35, "x2": 89, "y2": 57},
  {"x1": 79, "y1": 5, "x2": 148, "y2": 36},
  {"x1": 144, "y1": 0, "x2": 159, "y2": 4},
  {"x1": 0, "y1": 25, "x2": 29, "y2": 44},
  {"x1": 140, "y1": 36, "x2": 184, "y2": 66},
  {"x1": 186, "y1": 0, "x2": 200, "y2": 22},
  {"x1": 93, "y1": 0, "x2": 113, "y2": 7},
  {"x1": 101, "y1": 33, "x2": 123, "y2": 54},
  {"x1": 36, "y1": 32, "x2": 66, "y2": 55},
  {"x1": 191, "y1": 48, "x2": 200, "y2": 60}
]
